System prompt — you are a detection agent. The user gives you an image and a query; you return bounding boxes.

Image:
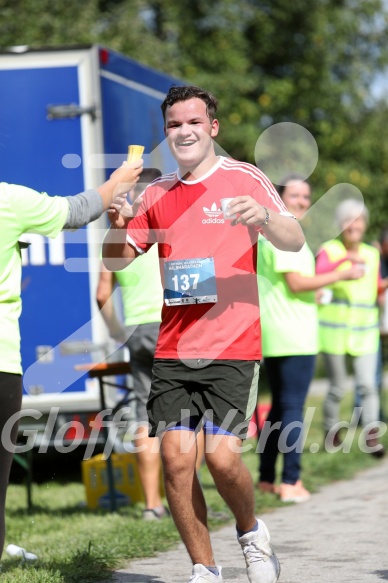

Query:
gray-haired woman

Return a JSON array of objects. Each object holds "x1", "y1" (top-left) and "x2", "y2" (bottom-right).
[{"x1": 316, "y1": 198, "x2": 387, "y2": 456}]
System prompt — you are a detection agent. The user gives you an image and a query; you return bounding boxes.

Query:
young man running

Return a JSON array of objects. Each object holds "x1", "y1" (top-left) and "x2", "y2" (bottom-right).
[{"x1": 103, "y1": 85, "x2": 304, "y2": 583}]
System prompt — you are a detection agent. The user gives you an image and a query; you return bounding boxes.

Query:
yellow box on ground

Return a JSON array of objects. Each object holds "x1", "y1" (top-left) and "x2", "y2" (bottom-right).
[{"x1": 81, "y1": 452, "x2": 164, "y2": 510}]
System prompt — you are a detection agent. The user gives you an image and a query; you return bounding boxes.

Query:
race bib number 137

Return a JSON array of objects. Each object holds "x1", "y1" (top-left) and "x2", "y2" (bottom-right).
[{"x1": 164, "y1": 257, "x2": 218, "y2": 306}]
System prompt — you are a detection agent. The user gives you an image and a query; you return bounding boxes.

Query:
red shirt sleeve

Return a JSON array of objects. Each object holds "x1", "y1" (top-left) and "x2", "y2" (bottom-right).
[{"x1": 126, "y1": 193, "x2": 155, "y2": 253}]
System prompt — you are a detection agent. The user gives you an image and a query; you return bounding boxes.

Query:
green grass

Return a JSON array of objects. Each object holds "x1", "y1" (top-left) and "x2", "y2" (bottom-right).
[
  {"x1": 2, "y1": 390, "x2": 387, "y2": 582},
  {"x1": 2, "y1": 485, "x2": 181, "y2": 582}
]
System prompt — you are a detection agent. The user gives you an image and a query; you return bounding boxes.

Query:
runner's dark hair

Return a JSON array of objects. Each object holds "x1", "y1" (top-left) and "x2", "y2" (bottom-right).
[{"x1": 161, "y1": 85, "x2": 218, "y2": 122}]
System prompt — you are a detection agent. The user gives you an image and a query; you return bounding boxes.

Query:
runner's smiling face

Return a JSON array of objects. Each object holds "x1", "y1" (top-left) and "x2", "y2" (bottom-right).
[{"x1": 164, "y1": 98, "x2": 219, "y2": 179}]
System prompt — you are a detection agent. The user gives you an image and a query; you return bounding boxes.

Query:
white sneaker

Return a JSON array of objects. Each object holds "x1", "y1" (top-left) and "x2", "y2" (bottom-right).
[
  {"x1": 238, "y1": 519, "x2": 280, "y2": 583},
  {"x1": 189, "y1": 564, "x2": 223, "y2": 582},
  {"x1": 142, "y1": 506, "x2": 170, "y2": 521}
]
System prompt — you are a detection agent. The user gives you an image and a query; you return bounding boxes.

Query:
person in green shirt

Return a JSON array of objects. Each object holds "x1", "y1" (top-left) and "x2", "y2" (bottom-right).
[
  {"x1": 0, "y1": 158, "x2": 143, "y2": 558},
  {"x1": 257, "y1": 175, "x2": 362, "y2": 502}
]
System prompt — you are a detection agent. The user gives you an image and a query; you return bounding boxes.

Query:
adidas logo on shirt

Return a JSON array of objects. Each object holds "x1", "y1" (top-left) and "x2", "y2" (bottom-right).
[{"x1": 202, "y1": 203, "x2": 224, "y2": 224}]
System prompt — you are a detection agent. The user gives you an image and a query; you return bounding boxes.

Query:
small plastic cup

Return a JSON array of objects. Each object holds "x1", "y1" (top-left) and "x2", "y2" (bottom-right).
[
  {"x1": 221, "y1": 198, "x2": 236, "y2": 220},
  {"x1": 319, "y1": 288, "x2": 333, "y2": 305},
  {"x1": 6, "y1": 544, "x2": 38, "y2": 562},
  {"x1": 127, "y1": 145, "x2": 144, "y2": 163},
  {"x1": 356, "y1": 262, "x2": 367, "y2": 274}
]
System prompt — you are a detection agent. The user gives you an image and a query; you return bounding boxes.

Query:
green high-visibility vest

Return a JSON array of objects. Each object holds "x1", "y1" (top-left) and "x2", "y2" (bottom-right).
[{"x1": 318, "y1": 239, "x2": 379, "y2": 356}]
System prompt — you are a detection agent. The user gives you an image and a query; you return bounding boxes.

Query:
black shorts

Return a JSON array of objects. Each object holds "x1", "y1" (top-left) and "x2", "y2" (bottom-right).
[{"x1": 147, "y1": 359, "x2": 260, "y2": 440}]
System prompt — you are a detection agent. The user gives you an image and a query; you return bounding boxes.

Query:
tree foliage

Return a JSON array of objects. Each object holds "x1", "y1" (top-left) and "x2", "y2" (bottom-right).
[{"x1": 1, "y1": 0, "x2": 388, "y2": 234}]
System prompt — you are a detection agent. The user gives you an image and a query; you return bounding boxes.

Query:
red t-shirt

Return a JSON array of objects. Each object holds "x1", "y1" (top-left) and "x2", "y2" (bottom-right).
[{"x1": 127, "y1": 156, "x2": 289, "y2": 361}]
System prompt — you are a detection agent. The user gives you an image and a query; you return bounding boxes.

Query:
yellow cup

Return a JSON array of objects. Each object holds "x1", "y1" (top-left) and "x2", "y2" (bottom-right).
[{"x1": 127, "y1": 145, "x2": 144, "y2": 163}]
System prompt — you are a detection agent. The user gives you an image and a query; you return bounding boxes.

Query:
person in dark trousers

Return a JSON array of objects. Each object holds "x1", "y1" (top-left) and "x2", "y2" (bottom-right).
[{"x1": 257, "y1": 175, "x2": 363, "y2": 502}]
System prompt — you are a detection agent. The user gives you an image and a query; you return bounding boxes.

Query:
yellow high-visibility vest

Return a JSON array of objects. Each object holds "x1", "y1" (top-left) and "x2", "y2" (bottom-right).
[{"x1": 318, "y1": 239, "x2": 379, "y2": 355}]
